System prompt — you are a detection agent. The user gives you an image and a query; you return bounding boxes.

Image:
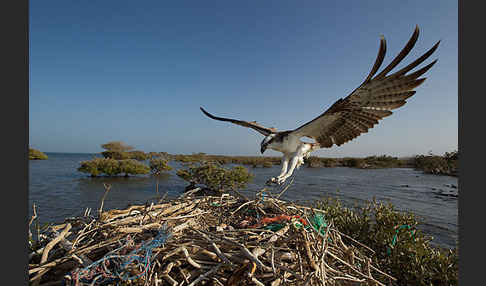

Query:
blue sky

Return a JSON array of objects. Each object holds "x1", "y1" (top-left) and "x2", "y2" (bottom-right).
[{"x1": 30, "y1": 1, "x2": 457, "y2": 157}]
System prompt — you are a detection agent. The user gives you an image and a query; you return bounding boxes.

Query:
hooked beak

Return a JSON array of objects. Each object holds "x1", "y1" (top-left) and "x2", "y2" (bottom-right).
[{"x1": 260, "y1": 145, "x2": 267, "y2": 154}]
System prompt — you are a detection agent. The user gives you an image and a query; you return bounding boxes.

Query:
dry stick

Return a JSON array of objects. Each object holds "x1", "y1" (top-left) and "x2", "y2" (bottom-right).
[
  {"x1": 297, "y1": 245, "x2": 304, "y2": 277},
  {"x1": 251, "y1": 277, "x2": 265, "y2": 286},
  {"x1": 179, "y1": 187, "x2": 201, "y2": 199},
  {"x1": 230, "y1": 188, "x2": 251, "y2": 202},
  {"x1": 172, "y1": 218, "x2": 197, "y2": 233},
  {"x1": 71, "y1": 219, "x2": 96, "y2": 249},
  {"x1": 29, "y1": 255, "x2": 73, "y2": 275},
  {"x1": 352, "y1": 256, "x2": 397, "y2": 282},
  {"x1": 320, "y1": 220, "x2": 333, "y2": 285},
  {"x1": 40, "y1": 223, "x2": 72, "y2": 264},
  {"x1": 162, "y1": 210, "x2": 210, "y2": 221},
  {"x1": 30, "y1": 269, "x2": 50, "y2": 286},
  {"x1": 31, "y1": 224, "x2": 72, "y2": 285},
  {"x1": 48, "y1": 226, "x2": 93, "y2": 267},
  {"x1": 118, "y1": 222, "x2": 162, "y2": 234},
  {"x1": 29, "y1": 246, "x2": 46, "y2": 261},
  {"x1": 38, "y1": 281, "x2": 64, "y2": 286},
  {"x1": 333, "y1": 276, "x2": 366, "y2": 283},
  {"x1": 332, "y1": 229, "x2": 375, "y2": 255},
  {"x1": 212, "y1": 277, "x2": 225, "y2": 286},
  {"x1": 325, "y1": 250, "x2": 385, "y2": 286},
  {"x1": 29, "y1": 203, "x2": 38, "y2": 241},
  {"x1": 195, "y1": 230, "x2": 233, "y2": 266},
  {"x1": 301, "y1": 229, "x2": 319, "y2": 272},
  {"x1": 98, "y1": 183, "x2": 112, "y2": 219},
  {"x1": 271, "y1": 246, "x2": 276, "y2": 275},
  {"x1": 159, "y1": 190, "x2": 169, "y2": 203},
  {"x1": 187, "y1": 263, "x2": 223, "y2": 286},
  {"x1": 276, "y1": 177, "x2": 295, "y2": 199},
  {"x1": 162, "y1": 274, "x2": 178, "y2": 286},
  {"x1": 303, "y1": 272, "x2": 315, "y2": 286},
  {"x1": 201, "y1": 230, "x2": 272, "y2": 272},
  {"x1": 229, "y1": 199, "x2": 255, "y2": 216},
  {"x1": 181, "y1": 246, "x2": 202, "y2": 269},
  {"x1": 178, "y1": 264, "x2": 191, "y2": 285}
]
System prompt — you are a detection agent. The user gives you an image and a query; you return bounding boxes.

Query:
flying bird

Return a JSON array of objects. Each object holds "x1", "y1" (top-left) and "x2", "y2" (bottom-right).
[{"x1": 201, "y1": 26, "x2": 439, "y2": 184}]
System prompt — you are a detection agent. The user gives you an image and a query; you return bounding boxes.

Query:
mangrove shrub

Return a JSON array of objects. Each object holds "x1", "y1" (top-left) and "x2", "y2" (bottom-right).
[
  {"x1": 314, "y1": 197, "x2": 458, "y2": 285},
  {"x1": 78, "y1": 158, "x2": 150, "y2": 177},
  {"x1": 414, "y1": 150, "x2": 458, "y2": 176},
  {"x1": 29, "y1": 148, "x2": 48, "y2": 160},
  {"x1": 101, "y1": 141, "x2": 134, "y2": 152},
  {"x1": 176, "y1": 162, "x2": 253, "y2": 192},
  {"x1": 149, "y1": 158, "x2": 172, "y2": 175}
]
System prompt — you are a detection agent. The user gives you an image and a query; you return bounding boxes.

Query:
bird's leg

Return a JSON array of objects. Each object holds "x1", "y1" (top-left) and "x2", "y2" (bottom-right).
[
  {"x1": 268, "y1": 155, "x2": 289, "y2": 184},
  {"x1": 277, "y1": 155, "x2": 289, "y2": 179},
  {"x1": 277, "y1": 155, "x2": 300, "y2": 184}
]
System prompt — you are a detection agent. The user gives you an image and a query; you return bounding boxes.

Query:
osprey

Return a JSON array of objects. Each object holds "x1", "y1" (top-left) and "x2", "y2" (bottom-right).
[{"x1": 201, "y1": 26, "x2": 439, "y2": 184}]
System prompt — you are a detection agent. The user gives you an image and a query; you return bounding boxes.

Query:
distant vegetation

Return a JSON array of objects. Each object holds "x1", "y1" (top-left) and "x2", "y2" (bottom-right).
[
  {"x1": 171, "y1": 153, "x2": 281, "y2": 167},
  {"x1": 171, "y1": 153, "x2": 412, "y2": 169},
  {"x1": 305, "y1": 155, "x2": 406, "y2": 169},
  {"x1": 413, "y1": 150, "x2": 458, "y2": 176},
  {"x1": 149, "y1": 158, "x2": 172, "y2": 175},
  {"x1": 315, "y1": 196, "x2": 457, "y2": 285},
  {"x1": 78, "y1": 141, "x2": 161, "y2": 177},
  {"x1": 78, "y1": 158, "x2": 150, "y2": 177},
  {"x1": 176, "y1": 161, "x2": 253, "y2": 193},
  {"x1": 29, "y1": 148, "x2": 48, "y2": 160},
  {"x1": 100, "y1": 141, "x2": 150, "y2": 161},
  {"x1": 76, "y1": 141, "x2": 457, "y2": 178},
  {"x1": 168, "y1": 151, "x2": 457, "y2": 176}
]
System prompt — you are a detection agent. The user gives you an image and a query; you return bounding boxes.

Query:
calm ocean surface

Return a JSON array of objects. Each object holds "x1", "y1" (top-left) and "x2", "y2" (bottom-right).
[{"x1": 29, "y1": 153, "x2": 458, "y2": 249}]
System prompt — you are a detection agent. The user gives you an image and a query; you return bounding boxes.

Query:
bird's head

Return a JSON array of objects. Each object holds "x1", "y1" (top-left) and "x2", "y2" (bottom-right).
[{"x1": 260, "y1": 134, "x2": 276, "y2": 154}]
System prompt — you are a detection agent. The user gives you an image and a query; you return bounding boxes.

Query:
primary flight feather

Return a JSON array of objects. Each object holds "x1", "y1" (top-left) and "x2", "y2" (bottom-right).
[{"x1": 201, "y1": 25, "x2": 439, "y2": 184}]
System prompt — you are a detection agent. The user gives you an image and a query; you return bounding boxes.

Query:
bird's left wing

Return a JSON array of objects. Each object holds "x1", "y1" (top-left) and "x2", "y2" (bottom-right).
[
  {"x1": 290, "y1": 26, "x2": 439, "y2": 148},
  {"x1": 200, "y1": 107, "x2": 277, "y2": 136}
]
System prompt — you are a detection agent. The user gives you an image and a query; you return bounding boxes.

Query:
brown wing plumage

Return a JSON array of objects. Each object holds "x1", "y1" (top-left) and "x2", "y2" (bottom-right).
[
  {"x1": 291, "y1": 25, "x2": 439, "y2": 148},
  {"x1": 200, "y1": 107, "x2": 277, "y2": 136}
]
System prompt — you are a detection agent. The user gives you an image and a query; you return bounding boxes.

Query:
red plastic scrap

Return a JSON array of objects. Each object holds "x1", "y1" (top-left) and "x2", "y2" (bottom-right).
[{"x1": 239, "y1": 214, "x2": 309, "y2": 229}]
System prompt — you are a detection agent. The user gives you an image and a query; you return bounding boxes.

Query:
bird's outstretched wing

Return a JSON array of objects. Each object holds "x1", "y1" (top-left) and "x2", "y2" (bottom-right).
[
  {"x1": 290, "y1": 25, "x2": 439, "y2": 148},
  {"x1": 200, "y1": 107, "x2": 277, "y2": 136}
]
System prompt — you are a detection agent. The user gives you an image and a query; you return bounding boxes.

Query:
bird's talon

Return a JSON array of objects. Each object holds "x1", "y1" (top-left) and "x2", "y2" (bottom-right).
[{"x1": 266, "y1": 177, "x2": 278, "y2": 185}]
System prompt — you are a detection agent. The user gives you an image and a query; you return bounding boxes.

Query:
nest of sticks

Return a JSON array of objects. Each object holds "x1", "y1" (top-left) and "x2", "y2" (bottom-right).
[{"x1": 29, "y1": 187, "x2": 397, "y2": 286}]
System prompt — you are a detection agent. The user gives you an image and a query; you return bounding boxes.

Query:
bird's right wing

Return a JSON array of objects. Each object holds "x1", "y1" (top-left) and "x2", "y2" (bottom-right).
[
  {"x1": 290, "y1": 25, "x2": 439, "y2": 148},
  {"x1": 200, "y1": 107, "x2": 277, "y2": 136}
]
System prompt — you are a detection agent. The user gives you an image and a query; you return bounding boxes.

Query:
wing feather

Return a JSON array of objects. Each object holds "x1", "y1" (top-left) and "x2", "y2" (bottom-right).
[
  {"x1": 200, "y1": 107, "x2": 277, "y2": 136},
  {"x1": 290, "y1": 26, "x2": 439, "y2": 148}
]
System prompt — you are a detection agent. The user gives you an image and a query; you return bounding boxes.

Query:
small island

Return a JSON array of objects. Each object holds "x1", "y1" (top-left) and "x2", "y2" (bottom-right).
[{"x1": 29, "y1": 148, "x2": 48, "y2": 160}]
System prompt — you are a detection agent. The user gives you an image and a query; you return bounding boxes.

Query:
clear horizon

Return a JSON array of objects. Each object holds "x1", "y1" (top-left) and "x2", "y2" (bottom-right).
[{"x1": 30, "y1": 1, "x2": 458, "y2": 157}]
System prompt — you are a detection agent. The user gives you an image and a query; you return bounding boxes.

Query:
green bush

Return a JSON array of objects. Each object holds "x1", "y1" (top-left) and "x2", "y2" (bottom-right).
[
  {"x1": 127, "y1": 150, "x2": 149, "y2": 161},
  {"x1": 413, "y1": 151, "x2": 458, "y2": 176},
  {"x1": 101, "y1": 151, "x2": 131, "y2": 160},
  {"x1": 342, "y1": 157, "x2": 365, "y2": 168},
  {"x1": 262, "y1": 161, "x2": 273, "y2": 168},
  {"x1": 29, "y1": 148, "x2": 48, "y2": 160},
  {"x1": 101, "y1": 141, "x2": 134, "y2": 152},
  {"x1": 176, "y1": 162, "x2": 253, "y2": 192},
  {"x1": 171, "y1": 153, "x2": 281, "y2": 167},
  {"x1": 364, "y1": 155, "x2": 401, "y2": 168},
  {"x1": 101, "y1": 150, "x2": 148, "y2": 161},
  {"x1": 149, "y1": 158, "x2": 172, "y2": 175},
  {"x1": 78, "y1": 158, "x2": 149, "y2": 177},
  {"x1": 305, "y1": 156, "x2": 323, "y2": 168},
  {"x1": 148, "y1": 152, "x2": 170, "y2": 159},
  {"x1": 119, "y1": 159, "x2": 150, "y2": 176},
  {"x1": 314, "y1": 197, "x2": 458, "y2": 285}
]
